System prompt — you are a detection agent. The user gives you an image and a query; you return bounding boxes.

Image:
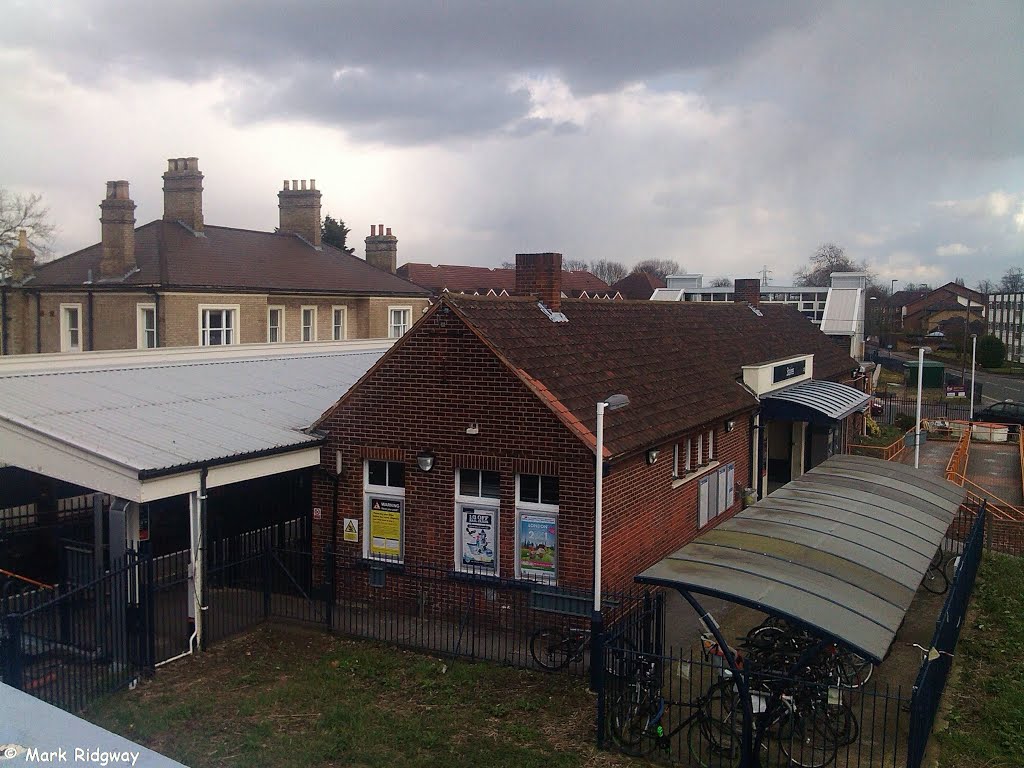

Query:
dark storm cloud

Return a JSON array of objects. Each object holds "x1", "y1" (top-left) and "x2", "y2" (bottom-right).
[{"x1": 8, "y1": 1, "x2": 825, "y2": 142}]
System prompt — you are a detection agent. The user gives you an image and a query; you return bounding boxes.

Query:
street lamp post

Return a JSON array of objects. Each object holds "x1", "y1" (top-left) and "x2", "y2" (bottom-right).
[
  {"x1": 915, "y1": 346, "x2": 927, "y2": 469},
  {"x1": 592, "y1": 393, "x2": 628, "y2": 690},
  {"x1": 970, "y1": 334, "x2": 978, "y2": 419}
]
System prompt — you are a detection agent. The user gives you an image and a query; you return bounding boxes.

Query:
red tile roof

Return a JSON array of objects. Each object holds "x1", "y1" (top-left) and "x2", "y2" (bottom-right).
[
  {"x1": 611, "y1": 271, "x2": 666, "y2": 300},
  {"x1": 27, "y1": 221, "x2": 428, "y2": 296},
  {"x1": 397, "y1": 262, "x2": 613, "y2": 298},
  {"x1": 443, "y1": 295, "x2": 859, "y2": 459}
]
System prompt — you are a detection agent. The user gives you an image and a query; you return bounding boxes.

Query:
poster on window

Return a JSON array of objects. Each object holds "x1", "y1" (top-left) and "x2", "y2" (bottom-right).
[
  {"x1": 461, "y1": 506, "x2": 496, "y2": 571},
  {"x1": 519, "y1": 514, "x2": 556, "y2": 580},
  {"x1": 369, "y1": 497, "x2": 402, "y2": 557}
]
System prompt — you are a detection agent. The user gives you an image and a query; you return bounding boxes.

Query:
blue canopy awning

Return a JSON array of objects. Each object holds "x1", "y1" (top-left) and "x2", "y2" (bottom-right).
[{"x1": 760, "y1": 379, "x2": 870, "y2": 425}]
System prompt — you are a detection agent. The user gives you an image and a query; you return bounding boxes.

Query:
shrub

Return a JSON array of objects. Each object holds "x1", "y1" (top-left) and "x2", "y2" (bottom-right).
[
  {"x1": 894, "y1": 413, "x2": 917, "y2": 431},
  {"x1": 977, "y1": 334, "x2": 1006, "y2": 369},
  {"x1": 865, "y1": 414, "x2": 881, "y2": 437}
]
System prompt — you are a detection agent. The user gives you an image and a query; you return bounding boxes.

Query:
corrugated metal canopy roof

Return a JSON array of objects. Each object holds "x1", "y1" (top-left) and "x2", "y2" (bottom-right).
[
  {"x1": 0, "y1": 343, "x2": 388, "y2": 475},
  {"x1": 761, "y1": 379, "x2": 870, "y2": 421},
  {"x1": 636, "y1": 454, "x2": 966, "y2": 662}
]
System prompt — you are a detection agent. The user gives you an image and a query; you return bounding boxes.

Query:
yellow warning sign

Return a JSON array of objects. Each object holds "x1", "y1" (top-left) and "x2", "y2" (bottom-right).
[{"x1": 343, "y1": 518, "x2": 359, "y2": 543}]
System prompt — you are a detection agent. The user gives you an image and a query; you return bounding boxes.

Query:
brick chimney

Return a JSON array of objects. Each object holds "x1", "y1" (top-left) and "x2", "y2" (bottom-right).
[
  {"x1": 99, "y1": 180, "x2": 136, "y2": 278},
  {"x1": 162, "y1": 157, "x2": 204, "y2": 232},
  {"x1": 515, "y1": 253, "x2": 563, "y2": 311},
  {"x1": 365, "y1": 224, "x2": 397, "y2": 274},
  {"x1": 278, "y1": 179, "x2": 322, "y2": 247},
  {"x1": 734, "y1": 278, "x2": 760, "y2": 307},
  {"x1": 9, "y1": 229, "x2": 35, "y2": 281}
]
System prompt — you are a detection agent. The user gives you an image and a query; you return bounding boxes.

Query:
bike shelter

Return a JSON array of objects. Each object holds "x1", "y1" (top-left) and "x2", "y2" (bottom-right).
[{"x1": 634, "y1": 454, "x2": 966, "y2": 767}]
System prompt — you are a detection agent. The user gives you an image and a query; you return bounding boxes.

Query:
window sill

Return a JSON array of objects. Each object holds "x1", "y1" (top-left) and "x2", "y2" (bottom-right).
[
  {"x1": 672, "y1": 460, "x2": 721, "y2": 489},
  {"x1": 450, "y1": 570, "x2": 505, "y2": 587}
]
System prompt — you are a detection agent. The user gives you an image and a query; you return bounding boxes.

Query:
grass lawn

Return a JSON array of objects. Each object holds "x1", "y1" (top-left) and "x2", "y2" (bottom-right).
[
  {"x1": 85, "y1": 624, "x2": 631, "y2": 768},
  {"x1": 937, "y1": 553, "x2": 1024, "y2": 767}
]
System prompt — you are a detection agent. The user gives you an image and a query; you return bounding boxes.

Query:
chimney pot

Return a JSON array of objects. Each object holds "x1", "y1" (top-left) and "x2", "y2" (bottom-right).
[
  {"x1": 278, "y1": 174, "x2": 322, "y2": 247},
  {"x1": 99, "y1": 179, "x2": 137, "y2": 277},
  {"x1": 162, "y1": 156, "x2": 204, "y2": 231},
  {"x1": 310, "y1": 179, "x2": 316, "y2": 190},
  {"x1": 365, "y1": 224, "x2": 398, "y2": 274}
]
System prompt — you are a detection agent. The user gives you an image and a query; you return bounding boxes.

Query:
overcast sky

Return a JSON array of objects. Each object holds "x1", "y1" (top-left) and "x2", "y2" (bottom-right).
[{"x1": 3, "y1": 1, "x2": 1021, "y2": 287}]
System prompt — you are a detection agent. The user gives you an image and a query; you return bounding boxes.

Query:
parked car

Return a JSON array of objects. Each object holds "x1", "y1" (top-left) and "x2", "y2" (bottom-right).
[{"x1": 972, "y1": 400, "x2": 1024, "y2": 426}]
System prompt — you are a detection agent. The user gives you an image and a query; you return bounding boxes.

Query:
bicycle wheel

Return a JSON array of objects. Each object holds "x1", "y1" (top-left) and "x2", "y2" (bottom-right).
[
  {"x1": 834, "y1": 651, "x2": 873, "y2": 689},
  {"x1": 529, "y1": 627, "x2": 572, "y2": 670},
  {"x1": 922, "y1": 553, "x2": 949, "y2": 595},
  {"x1": 944, "y1": 552, "x2": 961, "y2": 585},
  {"x1": 610, "y1": 691, "x2": 664, "y2": 756},
  {"x1": 688, "y1": 718, "x2": 742, "y2": 768},
  {"x1": 777, "y1": 707, "x2": 839, "y2": 768}
]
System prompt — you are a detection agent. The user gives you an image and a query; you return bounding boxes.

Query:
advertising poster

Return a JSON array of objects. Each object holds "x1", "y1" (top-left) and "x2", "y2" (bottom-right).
[
  {"x1": 369, "y1": 497, "x2": 402, "y2": 557},
  {"x1": 519, "y1": 514, "x2": 556, "y2": 579},
  {"x1": 461, "y1": 506, "x2": 496, "y2": 570}
]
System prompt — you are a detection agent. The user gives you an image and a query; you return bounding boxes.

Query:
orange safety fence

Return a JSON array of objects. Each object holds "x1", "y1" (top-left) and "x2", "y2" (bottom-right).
[
  {"x1": 0, "y1": 567, "x2": 56, "y2": 591},
  {"x1": 848, "y1": 422, "x2": 922, "y2": 462},
  {"x1": 944, "y1": 422, "x2": 972, "y2": 485}
]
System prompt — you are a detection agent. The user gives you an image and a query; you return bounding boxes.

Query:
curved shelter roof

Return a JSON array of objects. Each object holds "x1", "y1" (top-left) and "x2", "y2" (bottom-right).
[{"x1": 636, "y1": 454, "x2": 966, "y2": 662}]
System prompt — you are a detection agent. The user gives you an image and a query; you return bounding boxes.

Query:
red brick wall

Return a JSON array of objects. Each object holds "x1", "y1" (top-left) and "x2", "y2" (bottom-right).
[
  {"x1": 600, "y1": 416, "x2": 753, "y2": 592},
  {"x1": 314, "y1": 305, "x2": 756, "y2": 596}
]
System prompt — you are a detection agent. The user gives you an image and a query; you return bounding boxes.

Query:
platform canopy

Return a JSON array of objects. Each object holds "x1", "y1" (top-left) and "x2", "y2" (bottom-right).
[
  {"x1": 759, "y1": 378, "x2": 870, "y2": 425},
  {"x1": 636, "y1": 454, "x2": 966, "y2": 662},
  {"x1": 0, "y1": 341, "x2": 390, "y2": 503}
]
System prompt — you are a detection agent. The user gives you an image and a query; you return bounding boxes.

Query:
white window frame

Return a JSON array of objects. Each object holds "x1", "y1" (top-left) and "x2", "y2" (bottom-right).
[
  {"x1": 455, "y1": 468, "x2": 501, "y2": 576},
  {"x1": 707, "y1": 429, "x2": 715, "y2": 462},
  {"x1": 514, "y1": 474, "x2": 559, "y2": 584},
  {"x1": 59, "y1": 303, "x2": 82, "y2": 353},
  {"x1": 198, "y1": 305, "x2": 239, "y2": 346},
  {"x1": 331, "y1": 305, "x2": 348, "y2": 341},
  {"x1": 388, "y1": 305, "x2": 412, "y2": 339},
  {"x1": 363, "y1": 460, "x2": 406, "y2": 562},
  {"x1": 136, "y1": 303, "x2": 156, "y2": 349},
  {"x1": 267, "y1": 305, "x2": 284, "y2": 343},
  {"x1": 301, "y1": 305, "x2": 317, "y2": 342}
]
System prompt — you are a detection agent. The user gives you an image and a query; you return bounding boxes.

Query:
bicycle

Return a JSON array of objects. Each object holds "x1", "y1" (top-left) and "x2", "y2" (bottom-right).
[
  {"x1": 922, "y1": 548, "x2": 960, "y2": 595},
  {"x1": 529, "y1": 625, "x2": 635, "y2": 674}
]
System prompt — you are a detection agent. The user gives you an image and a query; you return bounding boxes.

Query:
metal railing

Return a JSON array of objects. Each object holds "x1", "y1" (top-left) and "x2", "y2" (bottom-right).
[
  {"x1": 907, "y1": 503, "x2": 986, "y2": 768},
  {"x1": 944, "y1": 423, "x2": 972, "y2": 484}
]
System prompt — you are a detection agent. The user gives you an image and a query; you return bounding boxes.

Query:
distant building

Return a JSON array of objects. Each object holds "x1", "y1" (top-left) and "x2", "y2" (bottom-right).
[
  {"x1": 610, "y1": 271, "x2": 666, "y2": 300},
  {"x1": 901, "y1": 283, "x2": 986, "y2": 335},
  {"x1": 397, "y1": 262, "x2": 620, "y2": 300},
  {"x1": 883, "y1": 289, "x2": 929, "y2": 332},
  {"x1": 988, "y1": 290, "x2": 1023, "y2": 363},
  {"x1": 651, "y1": 273, "x2": 867, "y2": 359},
  {"x1": 651, "y1": 274, "x2": 830, "y2": 324},
  {"x1": 0, "y1": 158, "x2": 429, "y2": 355}
]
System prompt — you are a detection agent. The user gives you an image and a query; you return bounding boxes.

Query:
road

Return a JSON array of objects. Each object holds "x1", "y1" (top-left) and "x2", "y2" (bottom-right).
[{"x1": 871, "y1": 347, "x2": 1024, "y2": 404}]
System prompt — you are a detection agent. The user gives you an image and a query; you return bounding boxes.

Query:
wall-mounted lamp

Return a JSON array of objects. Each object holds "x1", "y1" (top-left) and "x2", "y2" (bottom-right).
[
  {"x1": 466, "y1": 422, "x2": 479, "y2": 435},
  {"x1": 416, "y1": 451, "x2": 435, "y2": 472},
  {"x1": 725, "y1": 419, "x2": 736, "y2": 432},
  {"x1": 646, "y1": 449, "x2": 660, "y2": 465}
]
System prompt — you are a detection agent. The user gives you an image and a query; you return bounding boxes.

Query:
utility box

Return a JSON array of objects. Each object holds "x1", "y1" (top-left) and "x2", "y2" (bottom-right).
[{"x1": 903, "y1": 360, "x2": 945, "y2": 389}]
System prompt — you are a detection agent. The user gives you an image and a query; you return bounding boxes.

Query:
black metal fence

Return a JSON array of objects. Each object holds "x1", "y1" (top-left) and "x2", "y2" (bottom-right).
[
  {"x1": 871, "y1": 392, "x2": 973, "y2": 425},
  {"x1": 906, "y1": 503, "x2": 986, "y2": 768}
]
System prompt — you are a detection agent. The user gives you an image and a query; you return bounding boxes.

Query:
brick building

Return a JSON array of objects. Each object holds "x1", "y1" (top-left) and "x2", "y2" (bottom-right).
[
  {"x1": 0, "y1": 158, "x2": 429, "y2": 355},
  {"x1": 901, "y1": 283, "x2": 986, "y2": 335},
  {"x1": 311, "y1": 255, "x2": 866, "y2": 598},
  {"x1": 397, "y1": 262, "x2": 620, "y2": 300}
]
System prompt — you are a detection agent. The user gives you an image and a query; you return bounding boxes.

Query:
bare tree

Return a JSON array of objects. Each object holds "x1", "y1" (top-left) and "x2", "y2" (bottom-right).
[
  {"x1": 563, "y1": 258, "x2": 590, "y2": 272},
  {"x1": 632, "y1": 259, "x2": 681, "y2": 280},
  {"x1": 1, "y1": 190, "x2": 54, "y2": 278},
  {"x1": 793, "y1": 243, "x2": 871, "y2": 287},
  {"x1": 999, "y1": 267, "x2": 1024, "y2": 293},
  {"x1": 589, "y1": 259, "x2": 628, "y2": 284},
  {"x1": 708, "y1": 277, "x2": 732, "y2": 287},
  {"x1": 500, "y1": 261, "x2": 515, "y2": 269},
  {"x1": 975, "y1": 278, "x2": 995, "y2": 295}
]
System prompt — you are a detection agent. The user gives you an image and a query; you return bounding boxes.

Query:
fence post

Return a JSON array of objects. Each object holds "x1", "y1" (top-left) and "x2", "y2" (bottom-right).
[
  {"x1": 142, "y1": 551, "x2": 156, "y2": 671},
  {"x1": 324, "y1": 547, "x2": 335, "y2": 632},
  {"x1": 262, "y1": 545, "x2": 272, "y2": 619},
  {"x1": 590, "y1": 609, "x2": 606, "y2": 748},
  {"x1": 3, "y1": 613, "x2": 25, "y2": 691}
]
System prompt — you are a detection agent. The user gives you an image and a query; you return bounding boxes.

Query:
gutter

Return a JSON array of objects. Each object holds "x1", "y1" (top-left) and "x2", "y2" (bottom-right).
[{"x1": 136, "y1": 437, "x2": 325, "y2": 480}]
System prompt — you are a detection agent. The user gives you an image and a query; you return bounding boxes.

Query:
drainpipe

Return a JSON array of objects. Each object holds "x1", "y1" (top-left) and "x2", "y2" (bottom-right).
[
  {"x1": 152, "y1": 290, "x2": 161, "y2": 347},
  {"x1": 34, "y1": 292, "x2": 41, "y2": 353},
  {"x1": 1, "y1": 286, "x2": 8, "y2": 356},
  {"x1": 87, "y1": 290, "x2": 95, "y2": 351},
  {"x1": 198, "y1": 466, "x2": 209, "y2": 651}
]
